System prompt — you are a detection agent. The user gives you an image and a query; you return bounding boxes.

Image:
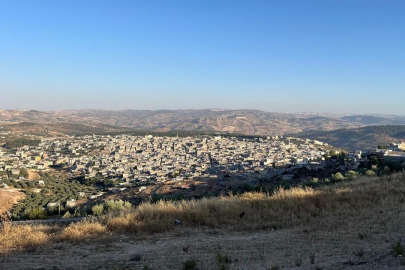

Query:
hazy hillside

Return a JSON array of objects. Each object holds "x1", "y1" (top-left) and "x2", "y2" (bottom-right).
[
  {"x1": 1, "y1": 109, "x2": 395, "y2": 135},
  {"x1": 0, "y1": 122, "x2": 130, "y2": 138},
  {"x1": 291, "y1": 125, "x2": 405, "y2": 150},
  {"x1": 341, "y1": 115, "x2": 405, "y2": 125},
  {"x1": 2, "y1": 110, "x2": 405, "y2": 149}
]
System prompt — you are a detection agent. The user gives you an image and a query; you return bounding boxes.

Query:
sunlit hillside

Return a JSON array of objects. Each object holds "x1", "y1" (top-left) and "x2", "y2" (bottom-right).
[{"x1": 2, "y1": 172, "x2": 405, "y2": 269}]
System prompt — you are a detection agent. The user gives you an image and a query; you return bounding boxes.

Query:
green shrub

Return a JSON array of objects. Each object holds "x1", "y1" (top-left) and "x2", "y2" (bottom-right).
[
  {"x1": 105, "y1": 200, "x2": 132, "y2": 213},
  {"x1": 92, "y1": 204, "x2": 104, "y2": 216},
  {"x1": 312, "y1": 178, "x2": 319, "y2": 183},
  {"x1": 92, "y1": 200, "x2": 132, "y2": 216},
  {"x1": 346, "y1": 170, "x2": 358, "y2": 180},
  {"x1": 365, "y1": 170, "x2": 376, "y2": 176},
  {"x1": 28, "y1": 207, "x2": 47, "y2": 220},
  {"x1": 62, "y1": 211, "x2": 71, "y2": 219},
  {"x1": 332, "y1": 172, "x2": 345, "y2": 181}
]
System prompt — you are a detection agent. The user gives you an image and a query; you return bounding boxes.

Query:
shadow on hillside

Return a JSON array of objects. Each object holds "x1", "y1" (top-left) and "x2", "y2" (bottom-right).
[{"x1": 150, "y1": 166, "x2": 331, "y2": 201}]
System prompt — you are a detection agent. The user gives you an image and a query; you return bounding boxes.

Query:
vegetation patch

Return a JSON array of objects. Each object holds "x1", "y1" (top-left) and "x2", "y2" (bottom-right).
[
  {"x1": 1, "y1": 172, "x2": 405, "y2": 254},
  {"x1": 58, "y1": 221, "x2": 107, "y2": 243}
]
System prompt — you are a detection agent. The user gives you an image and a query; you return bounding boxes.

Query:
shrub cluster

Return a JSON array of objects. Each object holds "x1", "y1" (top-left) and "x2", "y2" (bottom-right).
[{"x1": 91, "y1": 200, "x2": 132, "y2": 216}]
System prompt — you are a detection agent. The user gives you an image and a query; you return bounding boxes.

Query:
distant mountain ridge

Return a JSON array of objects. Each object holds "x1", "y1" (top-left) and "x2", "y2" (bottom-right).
[{"x1": 2, "y1": 109, "x2": 405, "y2": 136}]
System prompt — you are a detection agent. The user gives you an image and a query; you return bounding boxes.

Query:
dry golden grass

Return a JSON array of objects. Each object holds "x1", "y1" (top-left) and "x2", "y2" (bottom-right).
[
  {"x1": 107, "y1": 172, "x2": 405, "y2": 233},
  {"x1": 1, "y1": 172, "x2": 405, "y2": 254},
  {"x1": 58, "y1": 221, "x2": 107, "y2": 243},
  {"x1": 0, "y1": 222, "x2": 49, "y2": 253}
]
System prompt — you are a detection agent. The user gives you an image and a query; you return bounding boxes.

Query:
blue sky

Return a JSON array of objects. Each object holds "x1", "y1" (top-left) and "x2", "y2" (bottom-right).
[{"x1": 0, "y1": 1, "x2": 404, "y2": 114}]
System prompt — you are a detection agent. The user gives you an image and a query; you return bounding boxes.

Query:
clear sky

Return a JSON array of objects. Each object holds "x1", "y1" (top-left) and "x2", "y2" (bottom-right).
[{"x1": 0, "y1": 1, "x2": 404, "y2": 114}]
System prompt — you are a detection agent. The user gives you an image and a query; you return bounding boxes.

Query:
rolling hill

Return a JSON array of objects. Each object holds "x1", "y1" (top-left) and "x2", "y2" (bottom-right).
[
  {"x1": 291, "y1": 125, "x2": 405, "y2": 150},
  {"x1": 2, "y1": 110, "x2": 405, "y2": 150},
  {"x1": 4, "y1": 109, "x2": 405, "y2": 136},
  {"x1": 0, "y1": 122, "x2": 130, "y2": 137}
]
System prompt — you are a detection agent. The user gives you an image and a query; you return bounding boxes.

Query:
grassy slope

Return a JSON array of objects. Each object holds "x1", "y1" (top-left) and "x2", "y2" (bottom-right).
[{"x1": 2, "y1": 173, "x2": 405, "y2": 269}]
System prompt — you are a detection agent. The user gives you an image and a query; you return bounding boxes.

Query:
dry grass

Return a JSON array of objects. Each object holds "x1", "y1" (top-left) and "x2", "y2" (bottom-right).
[
  {"x1": 107, "y1": 172, "x2": 405, "y2": 233},
  {"x1": 0, "y1": 221, "x2": 107, "y2": 253},
  {"x1": 1, "y1": 172, "x2": 405, "y2": 254},
  {"x1": 0, "y1": 222, "x2": 49, "y2": 253},
  {"x1": 58, "y1": 221, "x2": 108, "y2": 243}
]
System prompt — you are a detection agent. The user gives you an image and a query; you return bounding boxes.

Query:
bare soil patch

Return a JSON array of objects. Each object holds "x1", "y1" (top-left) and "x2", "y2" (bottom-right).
[
  {"x1": 0, "y1": 189, "x2": 25, "y2": 219},
  {"x1": 27, "y1": 170, "x2": 40, "y2": 181}
]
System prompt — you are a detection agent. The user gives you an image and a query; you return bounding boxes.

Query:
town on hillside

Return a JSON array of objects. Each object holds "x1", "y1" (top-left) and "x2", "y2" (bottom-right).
[{"x1": 1, "y1": 133, "x2": 405, "y2": 221}]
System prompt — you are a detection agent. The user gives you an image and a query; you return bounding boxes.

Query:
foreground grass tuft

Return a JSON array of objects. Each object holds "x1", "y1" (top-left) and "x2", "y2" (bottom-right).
[
  {"x1": 58, "y1": 221, "x2": 107, "y2": 243},
  {"x1": 0, "y1": 222, "x2": 49, "y2": 252}
]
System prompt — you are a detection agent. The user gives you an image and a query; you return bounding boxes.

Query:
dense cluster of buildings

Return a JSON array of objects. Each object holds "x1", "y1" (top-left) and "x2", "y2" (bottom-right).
[
  {"x1": 3, "y1": 134, "x2": 404, "y2": 192},
  {"x1": 0, "y1": 135, "x2": 334, "y2": 184}
]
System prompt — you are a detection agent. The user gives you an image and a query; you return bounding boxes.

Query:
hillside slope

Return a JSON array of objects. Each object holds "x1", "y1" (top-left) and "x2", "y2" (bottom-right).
[
  {"x1": 0, "y1": 122, "x2": 130, "y2": 137},
  {"x1": 2, "y1": 173, "x2": 405, "y2": 269},
  {"x1": 0, "y1": 109, "x2": 373, "y2": 135},
  {"x1": 291, "y1": 125, "x2": 405, "y2": 150},
  {"x1": 0, "y1": 189, "x2": 25, "y2": 220}
]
